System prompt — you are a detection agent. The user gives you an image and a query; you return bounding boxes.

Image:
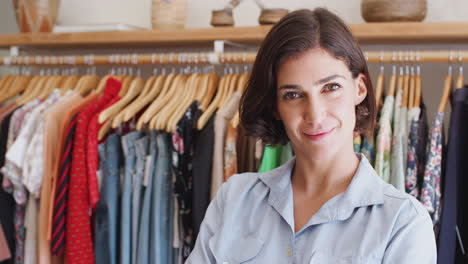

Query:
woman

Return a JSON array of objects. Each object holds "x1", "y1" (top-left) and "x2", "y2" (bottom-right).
[{"x1": 186, "y1": 8, "x2": 436, "y2": 263}]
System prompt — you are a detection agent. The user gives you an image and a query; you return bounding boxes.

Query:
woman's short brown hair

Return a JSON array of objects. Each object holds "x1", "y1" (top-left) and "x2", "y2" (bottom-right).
[{"x1": 239, "y1": 8, "x2": 376, "y2": 146}]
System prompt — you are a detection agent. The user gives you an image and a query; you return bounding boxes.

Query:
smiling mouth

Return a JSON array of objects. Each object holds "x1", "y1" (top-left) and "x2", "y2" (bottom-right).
[{"x1": 303, "y1": 127, "x2": 335, "y2": 141}]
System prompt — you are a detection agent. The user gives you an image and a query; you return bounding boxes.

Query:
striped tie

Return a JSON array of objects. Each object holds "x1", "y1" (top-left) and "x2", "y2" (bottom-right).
[{"x1": 51, "y1": 115, "x2": 78, "y2": 255}]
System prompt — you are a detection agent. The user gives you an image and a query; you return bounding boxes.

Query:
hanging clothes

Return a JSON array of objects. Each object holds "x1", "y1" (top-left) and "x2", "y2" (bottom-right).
[
  {"x1": 258, "y1": 142, "x2": 294, "y2": 173},
  {"x1": 374, "y1": 95, "x2": 394, "y2": 183},
  {"x1": 211, "y1": 92, "x2": 242, "y2": 199},
  {"x1": 390, "y1": 88, "x2": 406, "y2": 191},
  {"x1": 0, "y1": 226, "x2": 11, "y2": 262},
  {"x1": 223, "y1": 123, "x2": 238, "y2": 181},
  {"x1": 192, "y1": 115, "x2": 215, "y2": 241},
  {"x1": 51, "y1": 92, "x2": 98, "y2": 257},
  {"x1": 420, "y1": 111, "x2": 444, "y2": 230},
  {"x1": 353, "y1": 132, "x2": 361, "y2": 153},
  {"x1": 416, "y1": 103, "x2": 429, "y2": 198},
  {"x1": 405, "y1": 106, "x2": 421, "y2": 198},
  {"x1": 66, "y1": 78, "x2": 121, "y2": 264},
  {"x1": 360, "y1": 135, "x2": 375, "y2": 167},
  {"x1": 0, "y1": 111, "x2": 17, "y2": 264},
  {"x1": 172, "y1": 101, "x2": 202, "y2": 262},
  {"x1": 236, "y1": 126, "x2": 262, "y2": 173},
  {"x1": 438, "y1": 87, "x2": 468, "y2": 263}
]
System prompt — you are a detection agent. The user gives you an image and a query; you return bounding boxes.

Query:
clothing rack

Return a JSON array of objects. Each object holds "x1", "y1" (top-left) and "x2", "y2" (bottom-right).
[{"x1": 1, "y1": 50, "x2": 468, "y2": 66}]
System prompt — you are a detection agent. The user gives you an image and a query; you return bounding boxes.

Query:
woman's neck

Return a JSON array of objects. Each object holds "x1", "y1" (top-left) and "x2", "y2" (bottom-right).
[{"x1": 291, "y1": 148, "x2": 360, "y2": 197}]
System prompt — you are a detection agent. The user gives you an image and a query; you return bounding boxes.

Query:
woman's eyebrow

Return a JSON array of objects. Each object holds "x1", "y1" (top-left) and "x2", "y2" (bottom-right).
[
  {"x1": 278, "y1": 84, "x2": 302, "y2": 90},
  {"x1": 278, "y1": 74, "x2": 346, "y2": 90},
  {"x1": 314, "y1": 74, "x2": 346, "y2": 85}
]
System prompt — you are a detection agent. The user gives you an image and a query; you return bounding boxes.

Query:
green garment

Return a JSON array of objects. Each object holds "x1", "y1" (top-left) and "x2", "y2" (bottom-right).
[{"x1": 258, "y1": 142, "x2": 294, "y2": 173}]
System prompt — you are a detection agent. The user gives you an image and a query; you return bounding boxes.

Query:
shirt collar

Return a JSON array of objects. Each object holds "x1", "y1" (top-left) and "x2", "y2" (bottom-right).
[{"x1": 258, "y1": 154, "x2": 385, "y2": 229}]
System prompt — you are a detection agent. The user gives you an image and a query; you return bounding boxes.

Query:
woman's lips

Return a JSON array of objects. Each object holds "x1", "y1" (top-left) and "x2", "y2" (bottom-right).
[{"x1": 303, "y1": 127, "x2": 335, "y2": 141}]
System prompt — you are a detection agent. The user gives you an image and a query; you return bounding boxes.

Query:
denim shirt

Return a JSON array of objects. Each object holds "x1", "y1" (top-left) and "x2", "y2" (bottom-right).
[{"x1": 186, "y1": 155, "x2": 437, "y2": 264}]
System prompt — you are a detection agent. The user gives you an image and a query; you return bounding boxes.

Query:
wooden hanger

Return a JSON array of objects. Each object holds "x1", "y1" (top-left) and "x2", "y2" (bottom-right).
[
  {"x1": 61, "y1": 75, "x2": 80, "y2": 94},
  {"x1": 75, "y1": 75, "x2": 99, "y2": 95},
  {"x1": 196, "y1": 74, "x2": 229, "y2": 130},
  {"x1": 21, "y1": 76, "x2": 49, "y2": 103},
  {"x1": 0, "y1": 75, "x2": 13, "y2": 97},
  {"x1": 408, "y1": 69, "x2": 415, "y2": 108},
  {"x1": 375, "y1": 72, "x2": 385, "y2": 109},
  {"x1": 98, "y1": 77, "x2": 143, "y2": 124},
  {"x1": 136, "y1": 73, "x2": 178, "y2": 130},
  {"x1": 456, "y1": 67, "x2": 464, "y2": 89},
  {"x1": 112, "y1": 76, "x2": 157, "y2": 128},
  {"x1": 387, "y1": 68, "x2": 397, "y2": 97},
  {"x1": 0, "y1": 75, "x2": 31, "y2": 104},
  {"x1": 166, "y1": 74, "x2": 202, "y2": 132},
  {"x1": 438, "y1": 72, "x2": 453, "y2": 112},
  {"x1": 95, "y1": 75, "x2": 112, "y2": 94},
  {"x1": 38, "y1": 76, "x2": 62, "y2": 100},
  {"x1": 231, "y1": 73, "x2": 250, "y2": 128},
  {"x1": 15, "y1": 75, "x2": 40, "y2": 105},
  {"x1": 98, "y1": 77, "x2": 144, "y2": 140},
  {"x1": 199, "y1": 73, "x2": 219, "y2": 111},
  {"x1": 149, "y1": 74, "x2": 189, "y2": 130},
  {"x1": 123, "y1": 75, "x2": 167, "y2": 127},
  {"x1": 415, "y1": 70, "x2": 422, "y2": 108},
  {"x1": 402, "y1": 71, "x2": 410, "y2": 109},
  {"x1": 219, "y1": 74, "x2": 238, "y2": 109}
]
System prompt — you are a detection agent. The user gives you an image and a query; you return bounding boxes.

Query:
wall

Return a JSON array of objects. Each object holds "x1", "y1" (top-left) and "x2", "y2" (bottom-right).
[{"x1": 0, "y1": 0, "x2": 466, "y2": 124}]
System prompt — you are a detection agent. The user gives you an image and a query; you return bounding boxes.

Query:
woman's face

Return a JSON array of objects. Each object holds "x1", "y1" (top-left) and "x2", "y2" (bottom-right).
[{"x1": 276, "y1": 47, "x2": 367, "y2": 160}]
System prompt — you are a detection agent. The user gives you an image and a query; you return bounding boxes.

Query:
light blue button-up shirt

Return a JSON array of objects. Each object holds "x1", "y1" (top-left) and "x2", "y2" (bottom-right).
[{"x1": 186, "y1": 155, "x2": 437, "y2": 263}]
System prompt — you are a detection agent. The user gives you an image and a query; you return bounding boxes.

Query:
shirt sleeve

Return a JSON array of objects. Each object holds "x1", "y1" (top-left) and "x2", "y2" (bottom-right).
[
  {"x1": 185, "y1": 182, "x2": 226, "y2": 263},
  {"x1": 382, "y1": 206, "x2": 437, "y2": 263}
]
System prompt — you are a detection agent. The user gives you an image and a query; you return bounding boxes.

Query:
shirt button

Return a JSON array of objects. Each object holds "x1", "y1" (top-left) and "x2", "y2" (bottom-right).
[{"x1": 287, "y1": 248, "x2": 293, "y2": 256}]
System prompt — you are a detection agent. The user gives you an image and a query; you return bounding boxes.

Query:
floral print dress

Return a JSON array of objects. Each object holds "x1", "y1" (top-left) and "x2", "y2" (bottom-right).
[
  {"x1": 375, "y1": 95, "x2": 395, "y2": 182},
  {"x1": 420, "y1": 111, "x2": 444, "y2": 227},
  {"x1": 405, "y1": 107, "x2": 421, "y2": 198}
]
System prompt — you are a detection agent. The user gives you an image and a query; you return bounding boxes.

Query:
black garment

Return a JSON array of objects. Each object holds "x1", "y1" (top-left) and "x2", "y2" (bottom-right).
[
  {"x1": 171, "y1": 101, "x2": 202, "y2": 260},
  {"x1": 0, "y1": 111, "x2": 15, "y2": 264},
  {"x1": 191, "y1": 114, "x2": 214, "y2": 242},
  {"x1": 438, "y1": 87, "x2": 468, "y2": 264},
  {"x1": 416, "y1": 102, "x2": 429, "y2": 198}
]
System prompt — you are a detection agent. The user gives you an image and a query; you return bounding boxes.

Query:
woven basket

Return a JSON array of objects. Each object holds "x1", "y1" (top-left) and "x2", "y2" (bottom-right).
[
  {"x1": 361, "y1": 0, "x2": 427, "y2": 22},
  {"x1": 13, "y1": 0, "x2": 60, "y2": 33},
  {"x1": 152, "y1": 0, "x2": 187, "y2": 30}
]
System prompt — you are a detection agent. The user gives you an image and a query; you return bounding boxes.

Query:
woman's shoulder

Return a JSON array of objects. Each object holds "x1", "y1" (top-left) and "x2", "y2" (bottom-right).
[{"x1": 379, "y1": 180, "x2": 432, "y2": 226}]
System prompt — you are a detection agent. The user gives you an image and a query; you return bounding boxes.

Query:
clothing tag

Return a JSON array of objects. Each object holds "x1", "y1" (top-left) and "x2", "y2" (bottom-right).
[
  {"x1": 97, "y1": 170, "x2": 103, "y2": 191},
  {"x1": 143, "y1": 155, "x2": 152, "y2": 187}
]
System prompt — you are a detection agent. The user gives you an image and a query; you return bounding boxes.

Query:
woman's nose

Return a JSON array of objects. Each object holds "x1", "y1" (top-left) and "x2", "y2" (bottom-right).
[{"x1": 304, "y1": 98, "x2": 326, "y2": 124}]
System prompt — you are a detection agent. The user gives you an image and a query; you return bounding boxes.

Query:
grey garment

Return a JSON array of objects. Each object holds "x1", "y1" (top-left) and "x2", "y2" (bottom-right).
[
  {"x1": 94, "y1": 133, "x2": 123, "y2": 264},
  {"x1": 120, "y1": 131, "x2": 144, "y2": 264},
  {"x1": 211, "y1": 92, "x2": 242, "y2": 200},
  {"x1": 131, "y1": 135, "x2": 149, "y2": 264},
  {"x1": 186, "y1": 154, "x2": 437, "y2": 264},
  {"x1": 137, "y1": 131, "x2": 158, "y2": 264},
  {"x1": 150, "y1": 133, "x2": 173, "y2": 264}
]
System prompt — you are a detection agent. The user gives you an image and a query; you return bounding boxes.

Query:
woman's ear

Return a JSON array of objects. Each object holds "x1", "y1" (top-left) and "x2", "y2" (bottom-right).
[{"x1": 355, "y1": 73, "x2": 368, "y2": 105}]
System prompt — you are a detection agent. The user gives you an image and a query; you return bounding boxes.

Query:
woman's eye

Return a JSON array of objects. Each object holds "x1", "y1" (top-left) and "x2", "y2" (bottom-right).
[
  {"x1": 283, "y1": 92, "x2": 301, "y2": 100},
  {"x1": 324, "y1": 83, "x2": 342, "y2": 92}
]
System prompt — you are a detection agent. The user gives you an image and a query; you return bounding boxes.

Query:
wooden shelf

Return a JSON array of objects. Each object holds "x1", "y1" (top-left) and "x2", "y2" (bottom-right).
[{"x1": 1, "y1": 22, "x2": 468, "y2": 49}]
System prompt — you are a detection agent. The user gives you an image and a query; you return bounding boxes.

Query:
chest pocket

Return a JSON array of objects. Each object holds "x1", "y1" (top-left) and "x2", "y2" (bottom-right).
[
  {"x1": 309, "y1": 252, "x2": 382, "y2": 264},
  {"x1": 209, "y1": 235, "x2": 264, "y2": 264}
]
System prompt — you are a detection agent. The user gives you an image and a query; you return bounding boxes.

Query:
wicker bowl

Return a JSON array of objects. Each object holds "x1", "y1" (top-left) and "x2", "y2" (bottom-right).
[
  {"x1": 152, "y1": 0, "x2": 187, "y2": 30},
  {"x1": 13, "y1": 0, "x2": 60, "y2": 33},
  {"x1": 211, "y1": 9, "x2": 234, "y2": 27},
  {"x1": 361, "y1": 0, "x2": 427, "y2": 22},
  {"x1": 259, "y1": 8, "x2": 289, "y2": 25}
]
